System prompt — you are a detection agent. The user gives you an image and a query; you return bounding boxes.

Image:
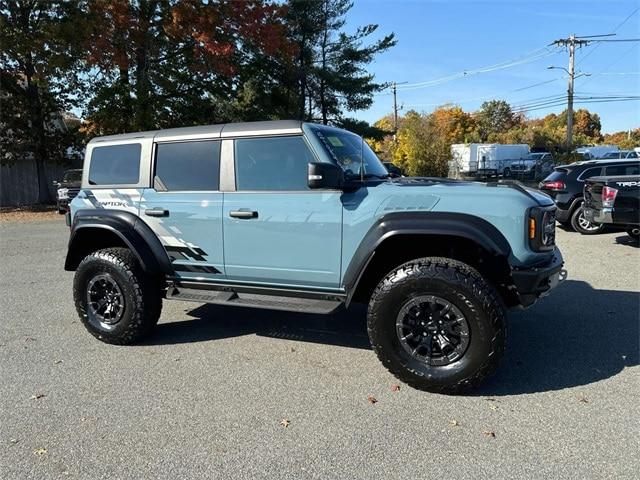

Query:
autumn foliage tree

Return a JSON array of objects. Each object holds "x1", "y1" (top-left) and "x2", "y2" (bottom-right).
[
  {"x1": 369, "y1": 101, "x2": 635, "y2": 178},
  {"x1": 83, "y1": 0, "x2": 292, "y2": 134},
  {"x1": 0, "y1": 0, "x2": 86, "y2": 202}
]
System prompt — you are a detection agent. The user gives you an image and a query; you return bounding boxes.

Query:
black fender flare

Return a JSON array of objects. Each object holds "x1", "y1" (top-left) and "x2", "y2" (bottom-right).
[
  {"x1": 343, "y1": 211, "x2": 512, "y2": 300},
  {"x1": 65, "y1": 209, "x2": 173, "y2": 274}
]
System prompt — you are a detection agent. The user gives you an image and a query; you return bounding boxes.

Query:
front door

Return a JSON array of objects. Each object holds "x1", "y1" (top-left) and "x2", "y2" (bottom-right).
[
  {"x1": 223, "y1": 135, "x2": 342, "y2": 289},
  {"x1": 139, "y1": 139, "x2": 225, "y2": 280}
]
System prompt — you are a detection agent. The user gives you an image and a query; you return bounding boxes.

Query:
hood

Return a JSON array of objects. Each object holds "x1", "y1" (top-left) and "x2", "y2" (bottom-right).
[{"x1": 385, "y1": 177, "x2": 554, "y2": 207}]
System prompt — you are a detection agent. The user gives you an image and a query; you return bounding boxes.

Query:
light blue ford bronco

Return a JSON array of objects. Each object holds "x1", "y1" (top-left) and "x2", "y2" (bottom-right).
[{"x1": 65, "y1": 120, "x2": 564, "y2": 393}]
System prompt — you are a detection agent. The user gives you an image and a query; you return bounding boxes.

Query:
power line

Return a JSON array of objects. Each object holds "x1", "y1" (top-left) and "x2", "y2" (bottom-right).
[
  {"x1": 576, "y1": 7, "x2": 639, "y2": 66},
  {"x1": 577, "y1": 43, "x2": 639, "y2": 89},
  {"x1": 375, "y1": 45, "x2": 560, "y2": 96},
  {"x1": 512, "y1": 95, "x2": 640, "y2": 113}
]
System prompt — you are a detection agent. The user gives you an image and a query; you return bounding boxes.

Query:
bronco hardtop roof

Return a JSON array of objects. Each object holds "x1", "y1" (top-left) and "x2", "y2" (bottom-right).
[{"x1": 88, "y1": 120, "x2": 306, "y2": 144}]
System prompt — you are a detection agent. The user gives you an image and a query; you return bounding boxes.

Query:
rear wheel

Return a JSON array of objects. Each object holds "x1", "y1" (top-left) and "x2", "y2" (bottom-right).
[
  {"x1": 627, "y1": 227, "x2": 640, "y2": 241},
  {"x1": 73, "y1": 248, "x2": 162, "y2": 344},
  {"x1": 367, "y1": 257, "x2": 506, "y2": 394},
  {"x1": 570, "y1": 204, "x2": 605, "y2": 235}
]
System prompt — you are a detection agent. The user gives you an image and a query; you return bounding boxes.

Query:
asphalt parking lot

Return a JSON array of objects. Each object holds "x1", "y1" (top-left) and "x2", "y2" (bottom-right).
[{"x1": 1, "y1": 216, "x2": 638, "y2": 479}]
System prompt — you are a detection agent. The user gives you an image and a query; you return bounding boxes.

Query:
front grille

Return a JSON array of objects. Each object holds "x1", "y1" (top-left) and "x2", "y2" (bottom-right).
[{"x1": 541, "y1": 210, "x2": 556, "y2": 247}]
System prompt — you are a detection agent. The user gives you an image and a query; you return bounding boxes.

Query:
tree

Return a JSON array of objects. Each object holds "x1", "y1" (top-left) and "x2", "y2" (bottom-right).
[
  {"x1": 286, "y1": 0, "x2": 395, "y2": 123},
  {"x1": 83, "y1": 0, "x2": 291, "y2": 134},
  {"x1": 603, "y1": 128, "x2": 640, "y2": 150},
  {"x1": 474, "y1": 100, "x2": 520, "y2": 142},
  {"x1": 0, "y1": 0, "x2": 85, "y2": 202}
]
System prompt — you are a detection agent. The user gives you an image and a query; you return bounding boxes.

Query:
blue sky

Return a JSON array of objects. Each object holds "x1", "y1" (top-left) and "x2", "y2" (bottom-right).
[{"x1": 346, "y1": 0, "x2": 639, "y2": 133}]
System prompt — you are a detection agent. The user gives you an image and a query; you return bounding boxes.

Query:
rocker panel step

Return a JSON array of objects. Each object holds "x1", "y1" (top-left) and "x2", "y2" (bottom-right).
[{"x1": 166, "y1": 287, "x2": 343, "y2": 314}]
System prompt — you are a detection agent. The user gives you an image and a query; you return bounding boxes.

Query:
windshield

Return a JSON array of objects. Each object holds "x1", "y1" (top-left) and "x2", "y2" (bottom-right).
[
  {"x1": 310, "y1": 127, "x2": 389, "y2": 180},
  {"x1": 529, "y1": 153, "x2": 544, "y2": 160}
]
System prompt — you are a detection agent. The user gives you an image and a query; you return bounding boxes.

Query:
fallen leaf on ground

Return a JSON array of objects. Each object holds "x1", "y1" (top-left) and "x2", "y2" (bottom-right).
[
  {"x1": 54, "y1": 360, "x2": 63, "y2": 365},
  {"x1": 367, "y1": 395, "x2": 378, "y2": 404},
  {"x1": 34, "y1": 447, "x2": 47, "y2": 455},
  {"x1": 489, "y1": 404, "x2": 498, "y2": 411},
  {"x1": 484, "y1": 397, "x2": 500, "y2": 402},
  {"x1": 25, "y1": 337, "x2": 36, "y2": 342},
  {"x1": 449, "y1": 419, "x2": 460, "y2": 427},
  {"x1": 482, "y1": 430, "x2": 496, "y2": 438},
  {"x1": 280, "y1": 418, "x2": 290, "y2": 428},
  {"x1": 578, "y1": 395, "x2": 589, "y2": 404},
  {"x1": 290, "y1": 347, "x2": 296, "y2": 353},
  {"x1": 9, "y1": 438, "x2": 18, "y2": 444},
  {"x1": 30, "y1": 394, "x2": 46, "y2": 400},
  {"x1": 391, "y1": 384, "x2": 400, "y2": 392}
]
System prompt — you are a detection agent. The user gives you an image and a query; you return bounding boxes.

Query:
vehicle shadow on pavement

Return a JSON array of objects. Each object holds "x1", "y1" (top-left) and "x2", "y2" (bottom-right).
[
  {"x1": 146, "y1": 302, "x2": 372, "y2": 350},
  {"x1": 614, "y1": 234, "x2": 639, "y2": 248},
  {"x1": 146, "y1": 280, "x2": 638, "y2": 396},
  {"x1": 473, "y1": 279, "x2": 639, "y2": 396}
]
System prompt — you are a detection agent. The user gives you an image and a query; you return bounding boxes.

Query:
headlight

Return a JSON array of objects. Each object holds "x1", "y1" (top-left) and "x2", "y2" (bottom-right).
[
  {"x1": 57, "y1": 188, "x2": 69, "y2": 199},
  {"x1": 528, "y1": 207, "x2": 556, "y2": 252}
]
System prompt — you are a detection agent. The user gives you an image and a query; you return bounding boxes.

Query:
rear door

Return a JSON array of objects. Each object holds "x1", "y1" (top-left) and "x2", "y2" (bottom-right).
[
  {"x1": 139, "y1": 140, "x2": 225, "y2": 280},
  {"x1": 222, "y1": 135, "x2": 342, "y2": 289}
]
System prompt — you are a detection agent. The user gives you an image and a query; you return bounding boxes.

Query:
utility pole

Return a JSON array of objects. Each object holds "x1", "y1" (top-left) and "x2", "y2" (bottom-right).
[
  {"x1": 392, "y1": 81, "x2": 398, "y2": 137},
  {"x1": 390, "y1": 81, "x2": 407, "y2": 140},
  {"x1": 550, "y1": 34, "x2": 589, "y2": 150},
  {"x1": 566, "y1": 34, "x2": 575, "y2": 150},
  {"x1": 548, "y1": 33, "x2": 640, "y2": 150}
]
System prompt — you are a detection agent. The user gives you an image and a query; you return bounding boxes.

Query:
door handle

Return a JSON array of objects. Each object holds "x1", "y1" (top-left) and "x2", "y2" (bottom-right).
[
  {"x1": 229, "y1": 210, "x2": 258, "y2": 219},
  {"x1": 145, "y1": 208, "x2": 169, "y2": 217}
]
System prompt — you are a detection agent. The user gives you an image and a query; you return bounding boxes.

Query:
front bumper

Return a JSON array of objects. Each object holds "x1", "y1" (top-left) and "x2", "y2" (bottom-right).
[
  {"x1": 511, "y1": 249, "x2": 565, "y2": 307},
  {"x1": 57, "y1": 198, "x2": 70, "y2": 213},
  {"x1": 583, "y1": 206, "x2": 612, "y2": 224}
]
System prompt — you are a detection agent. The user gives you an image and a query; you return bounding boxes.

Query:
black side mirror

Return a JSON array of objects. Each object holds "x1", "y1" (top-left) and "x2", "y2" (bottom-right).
[{"x1": 308, "y1": 162, "x2": 344, "y2": 189}]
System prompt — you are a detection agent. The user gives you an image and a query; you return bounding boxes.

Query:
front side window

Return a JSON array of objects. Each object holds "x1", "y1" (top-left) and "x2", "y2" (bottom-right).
[
  {"x1": 234, "y1": 136, "x2": 316, "y2": 191},
  {"x1": 155, "y1": 141, "x2": 221, "y2": 191},
  {"x1": 310, "y1": 127, "x2": 389, "y2": 180},
  {"x1": 89, "y1": 144, "x2": 141, "y2": 185}
]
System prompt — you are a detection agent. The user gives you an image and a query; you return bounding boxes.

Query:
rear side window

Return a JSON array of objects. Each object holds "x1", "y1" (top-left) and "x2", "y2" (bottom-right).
[
  {"x1": 577, "y1": 167, "x2": 602, "y2": 181},
  {"x1": 89, "y1": 144, "x2": 141, "y2": 185},
  {"x1": 605, "y1": 164, "x2": 640, "y2": 176},
  {"x1": 627, "y1": 152, "x2": 638, "y2": 158},
  {"x1": 544, "y1": 168, "x2": 568, "y2": 182},
  {"x1": 155, "y1": 141, "x2": 221, "y2": 191},
  {"x1": 234, "y1": 136, "x2": 316, "y2": 191}
]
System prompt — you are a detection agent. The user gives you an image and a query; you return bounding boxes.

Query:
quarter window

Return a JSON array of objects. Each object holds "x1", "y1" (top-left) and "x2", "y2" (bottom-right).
[
  {"x1": 605, "y1": 164, "x2": 640, "y2": 176},
  {"x1": 577, "y1": 167, "x2": 602, "y2": 181},
  {"x1": 155, "y1": 141, "x2": 221, "y2": 191},
  {"x1": 88, "y1": 144, "x2": 141, "y2": 185},
  {"x1": 234, "y1": 136, "x2": 316, "y2": 191}
]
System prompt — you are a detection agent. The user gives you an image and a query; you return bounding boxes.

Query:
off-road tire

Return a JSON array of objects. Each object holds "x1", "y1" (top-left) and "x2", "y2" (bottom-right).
[
  {"x1": 570, "y1": 204, "x2": 604, "y2": 235},
  {"x1": 73, "y1": 248, "x2": 162, "y2": 344},
  {"x1": 367, "y1": 257, "x2": 506, "y2": 394}
]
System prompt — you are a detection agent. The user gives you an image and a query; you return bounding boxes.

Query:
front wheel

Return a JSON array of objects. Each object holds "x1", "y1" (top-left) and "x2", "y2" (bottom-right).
[
  {"x1": 367, "y1": 257, "x2": 506, "y2": 394},
  {"x1": 570, "y1": 204, "x2": 605, "y2": 235},
  {"x1": 73, "y1": 248, "x2": 162, "y2": 344},
  {"x1": 627, "y1": 227, "x2": 640, "y2": 241}
]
